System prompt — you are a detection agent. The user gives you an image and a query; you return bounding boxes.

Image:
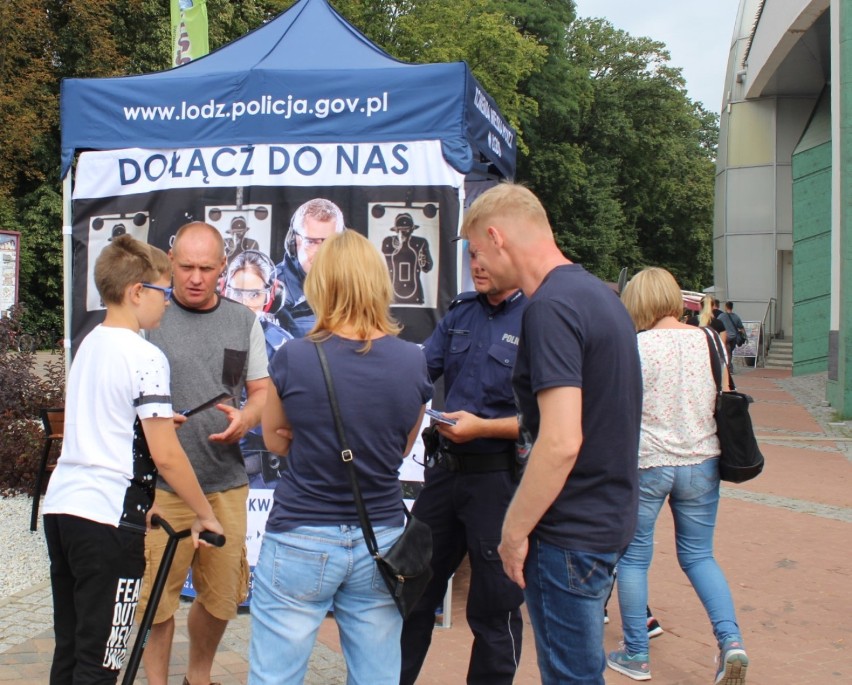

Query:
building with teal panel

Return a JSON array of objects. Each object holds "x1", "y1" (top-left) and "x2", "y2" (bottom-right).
[
  {"x1": 792, "y1": 90, "x2": 831, "y2": 375},
  {"x1": 718, "y1": 0, "x2": 852, "y2": 414}
]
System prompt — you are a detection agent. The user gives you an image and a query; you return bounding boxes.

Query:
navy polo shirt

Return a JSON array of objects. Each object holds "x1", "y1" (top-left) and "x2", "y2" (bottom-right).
[{"x1": 422, "y1": 289, "x2": 525, "y2": 454}]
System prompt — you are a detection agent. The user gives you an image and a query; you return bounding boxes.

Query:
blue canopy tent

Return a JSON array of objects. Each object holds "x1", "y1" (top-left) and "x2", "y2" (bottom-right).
[
  {"x1": 58, "y1": 0, "x2": 516, "y2": 353},
  {"x1": 57, "y1": 0, "x2": 517, "y2": 592},
  {"x1": 60, "y1": 0, "x2": 515, "y2": 180}
]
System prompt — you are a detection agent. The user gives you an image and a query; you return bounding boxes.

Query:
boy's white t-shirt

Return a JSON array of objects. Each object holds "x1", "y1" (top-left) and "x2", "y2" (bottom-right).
[{"x1": 43, "y1": 325, "x2": 174, "y2": 532}]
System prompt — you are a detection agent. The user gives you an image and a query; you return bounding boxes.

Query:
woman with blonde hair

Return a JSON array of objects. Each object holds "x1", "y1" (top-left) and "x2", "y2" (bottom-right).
[
  {"x1": 608, "y1": 267, "x2": 748, "y2": 684},
  {"x1": 248, "y1": 230, "x2": 432, "y2": 685},
  {"x1": 699, "y1": 295, "x2": 729, "y2": 348}
]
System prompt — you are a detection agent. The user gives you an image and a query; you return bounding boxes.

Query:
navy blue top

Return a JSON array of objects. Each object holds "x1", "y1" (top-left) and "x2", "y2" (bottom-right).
[
  {"x1": 265, "y1": 334, "x2": 432, "y2": 531},
  {"x1": 422, "y1": 289, "x2": 525, "y2": 454},
  {"x1": 512, "y1": 265, "x2": 642, "y2": 553}
]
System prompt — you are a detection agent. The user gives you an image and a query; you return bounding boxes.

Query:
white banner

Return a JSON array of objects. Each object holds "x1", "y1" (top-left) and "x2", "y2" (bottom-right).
[{"x1": 73, "y1": 140, "x2": 464, "y2": 199}]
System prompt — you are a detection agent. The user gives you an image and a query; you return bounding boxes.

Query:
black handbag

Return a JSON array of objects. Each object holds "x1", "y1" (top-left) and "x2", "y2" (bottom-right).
[
  {"x1": 315, "y1": 342, "x2": 433, "y2": 618},
  {"x1": 703, "y1": 328, "x2": 765, "y2": 483}
]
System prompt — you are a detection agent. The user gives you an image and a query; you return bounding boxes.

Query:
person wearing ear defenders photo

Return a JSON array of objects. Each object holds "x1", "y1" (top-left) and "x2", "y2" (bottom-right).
[
  {"x1": 224, "y1": 250, "x2": 294, "y2": 487},
  {"x1": 225, "y1": 250, "x2": 294, "y2": 355},
  {"x1": 275, "y1": 198, "x2": 345, "y2": 338}
]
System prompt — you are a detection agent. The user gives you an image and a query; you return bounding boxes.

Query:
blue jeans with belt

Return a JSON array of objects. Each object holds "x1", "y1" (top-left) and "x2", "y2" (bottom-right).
[{"x1": 615, "y1": 458, "x2": 743, "y2": 656}]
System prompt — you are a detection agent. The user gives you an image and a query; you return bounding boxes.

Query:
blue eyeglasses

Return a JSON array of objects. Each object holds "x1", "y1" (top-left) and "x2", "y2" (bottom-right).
[{"x1": 142, "y1": 283, "x2": 173, "y2": 301}]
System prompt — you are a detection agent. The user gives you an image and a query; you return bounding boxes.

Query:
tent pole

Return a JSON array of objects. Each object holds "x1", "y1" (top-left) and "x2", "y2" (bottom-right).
[
  {"x1": 456, "y1": 184, "x2": 466, "y2": 290},
  {"x1": 62, "y1": 169, "x2": 73, "y2": 377}
]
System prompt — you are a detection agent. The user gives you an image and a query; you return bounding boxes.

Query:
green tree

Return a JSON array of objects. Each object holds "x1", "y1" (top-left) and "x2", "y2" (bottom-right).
[
  {"x1": 0, "y1": 1, "x2": 57, "y2": 198},
  {"x1": 17, "y1": 185, "x2": 64, "y2": 335},
  {"x1": 3, "y1": 0, "x2": 292, "y2": 334},
  {"x1": 328, "y1": 0, "x2": 546, "y2": 143},
  {"x1": 3, "y1": 0, "x2": 720, "y2": 332},
  {"x1": 520, "y1": 17, "x2": 717, "y2": 289}
]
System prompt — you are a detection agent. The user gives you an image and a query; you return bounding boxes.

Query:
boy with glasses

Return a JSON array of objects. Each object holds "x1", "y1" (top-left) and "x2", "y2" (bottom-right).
[{"x1": 42, "y1": 234, "x2": 222, "y2": 684}]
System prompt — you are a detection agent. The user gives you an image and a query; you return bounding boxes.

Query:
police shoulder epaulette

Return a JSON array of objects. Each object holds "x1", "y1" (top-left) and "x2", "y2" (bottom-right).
[{"x1": 448, "y1": 291, "x2": 479, "y2": 310}]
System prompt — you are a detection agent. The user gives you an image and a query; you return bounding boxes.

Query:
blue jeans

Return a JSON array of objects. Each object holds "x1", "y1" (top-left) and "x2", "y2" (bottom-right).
[
  {"x1": 616, "y1": 459, "x2": 743, "y2": 656},
  {"x1": 524, "y1": 537, "x2": 618, "y2": 684},
  {"x1": 248, "y1": 524, "x2": 403, "y2": 685}
]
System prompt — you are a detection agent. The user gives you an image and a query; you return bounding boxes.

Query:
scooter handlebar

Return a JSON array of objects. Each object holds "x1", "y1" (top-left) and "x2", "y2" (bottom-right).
[{"x1": 150, "y1": 514, "x2": 226, "y2": 547}]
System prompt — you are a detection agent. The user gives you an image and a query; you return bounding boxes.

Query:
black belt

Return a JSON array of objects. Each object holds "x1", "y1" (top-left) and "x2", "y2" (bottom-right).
[{"x1": 437, "y1": 450, "x2": 514, "y2": 474}]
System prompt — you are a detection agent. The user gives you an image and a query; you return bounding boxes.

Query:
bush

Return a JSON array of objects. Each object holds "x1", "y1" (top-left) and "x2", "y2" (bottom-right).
[{"x1": 0, "y1": 306, "x2": 65, "y2": 495}]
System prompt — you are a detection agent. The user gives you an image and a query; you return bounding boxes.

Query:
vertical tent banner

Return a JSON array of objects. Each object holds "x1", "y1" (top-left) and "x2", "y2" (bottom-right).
[
  {"x1": 71, "y1": 140, "x2": 465, "y2": 598},
  {"x1": 171, "y1": 0, "x2": 209, "y2": 66}
]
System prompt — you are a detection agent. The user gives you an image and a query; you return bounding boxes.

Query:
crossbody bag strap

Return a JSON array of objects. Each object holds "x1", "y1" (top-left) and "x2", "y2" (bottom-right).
[
  {"x1": 703, "y1": 327, "x2": 736, "y2": 392},
  {"x1": 703, "y1": 327, "x2": 722, "y2": 394},
  {"x1": 314, "y1": 341, "x2": 382, "y2": 559}
]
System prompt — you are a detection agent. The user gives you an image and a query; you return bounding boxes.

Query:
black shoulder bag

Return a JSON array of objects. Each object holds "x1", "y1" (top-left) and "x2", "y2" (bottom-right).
[
  {"x1": 315, "y1": 342, "x2": 433, "y2": 618},
  {"x1": 703, "y1": 328, "x2": 765, "y2": 483}
]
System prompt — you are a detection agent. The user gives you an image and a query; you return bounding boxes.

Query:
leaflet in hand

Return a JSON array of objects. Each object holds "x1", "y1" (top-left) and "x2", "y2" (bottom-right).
[{"x1": 426, "y1": 408, "x2": 457, "y2": 425}]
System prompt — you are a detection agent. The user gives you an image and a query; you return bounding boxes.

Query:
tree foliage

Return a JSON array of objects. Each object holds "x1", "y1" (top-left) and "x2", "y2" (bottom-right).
[
  {"x1": 329, "y1": 0, "x2": 546, "y2": 148},
  {"x1": 1, "y1": 0, "x2": 718, "y2": 335},
  {"x1": 521, "y1": 17, "x2": 717, "y2": 289},
  {"x1": 0, "y1": 1, "x2": 57, "y2": 197}
]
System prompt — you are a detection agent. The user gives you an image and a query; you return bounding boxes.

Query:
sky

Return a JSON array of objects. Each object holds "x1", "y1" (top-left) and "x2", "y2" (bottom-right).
[{"x1": 576, "y1": 1, "x2": 742, "y2": 113}]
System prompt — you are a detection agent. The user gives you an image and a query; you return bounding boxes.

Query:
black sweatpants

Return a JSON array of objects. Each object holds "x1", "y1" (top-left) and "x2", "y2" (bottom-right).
[{"x1": 44, "y1": 514, "x2": 145, "y2": 685}]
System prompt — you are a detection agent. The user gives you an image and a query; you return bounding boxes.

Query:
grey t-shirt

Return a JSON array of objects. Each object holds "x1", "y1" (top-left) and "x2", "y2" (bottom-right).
[{"x1": 148, "y1": 296, "x2": 267, "y2": 492}]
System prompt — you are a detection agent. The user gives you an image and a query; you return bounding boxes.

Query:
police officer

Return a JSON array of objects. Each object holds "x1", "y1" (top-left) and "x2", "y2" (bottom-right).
[{"x1": 400, "y1": 246, "x2": 525, "y2": 685}]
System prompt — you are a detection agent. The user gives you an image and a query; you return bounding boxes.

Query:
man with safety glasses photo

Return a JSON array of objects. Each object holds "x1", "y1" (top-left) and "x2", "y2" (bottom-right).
[{"x1": 274, "y1": 198, "x2": 345, "y2": 337}]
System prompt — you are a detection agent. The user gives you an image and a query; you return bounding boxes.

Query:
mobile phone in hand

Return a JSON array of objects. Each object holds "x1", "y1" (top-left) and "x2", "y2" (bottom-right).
[
  {"x1": 180, "y1": 393, "x2": 234, "y2": 417},
  {"x1": 426, "y1": 408, "x2": 457, "y2": 426}
]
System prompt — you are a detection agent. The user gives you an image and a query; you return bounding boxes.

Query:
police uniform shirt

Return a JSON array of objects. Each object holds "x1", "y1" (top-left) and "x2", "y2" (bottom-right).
[{"x1": 422, "y1": 289, "x2": 525, "y2": 455}]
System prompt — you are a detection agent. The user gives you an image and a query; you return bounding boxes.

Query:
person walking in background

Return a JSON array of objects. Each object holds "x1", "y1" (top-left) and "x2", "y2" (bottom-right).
[
  {"x1": 400, "y1": 249, "x2": 525, "y2": 685},
  {"x1": 718, "y1": 301, "x2": 746, "y2": 370},
  {"x1": 460, "y1": 182, "x2": 643, "y2": 684},
  {"x1": 609, "y1": 267, "x2": 748, "y2": 684},
  {"x1": 249, "y1": 230, "x2": 432, "y2": 685},
  {"x1": 139, "y1": 222, "x2": 269, "y2": 685},
  {"x1": 42, "y1": 235, "x2": 223, "y2": 684},
  {"x1": 699, "y1": 296, "x2": 728, "y2": 346}
]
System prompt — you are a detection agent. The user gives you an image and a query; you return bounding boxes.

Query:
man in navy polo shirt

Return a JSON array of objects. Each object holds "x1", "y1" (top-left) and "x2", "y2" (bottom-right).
[{"x1": 460, "y1": 183, "x2": 642, "y2": 685}]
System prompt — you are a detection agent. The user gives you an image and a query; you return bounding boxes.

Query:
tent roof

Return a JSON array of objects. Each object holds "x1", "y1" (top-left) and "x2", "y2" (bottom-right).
[{"x1": 60, "y1": 0, "x2": 516, "y2": 179}]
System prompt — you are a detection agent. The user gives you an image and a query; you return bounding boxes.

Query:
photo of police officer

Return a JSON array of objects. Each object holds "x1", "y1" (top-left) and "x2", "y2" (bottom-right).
[
  {"x1": 381, "y1": 212, "x2": 433, "y2": 306},
  {"x1": 223, "y1": 214, "x2": 261, "y2": 265},
  {"x1": 222, "y1": 250, "x2": 293, "y2": 488},
  {"x1": 370, "y1": 204, "x2": 438, "y2": 308},
  {"x1": 274, "y1": 198, "x2": 345, "y2": 337}
]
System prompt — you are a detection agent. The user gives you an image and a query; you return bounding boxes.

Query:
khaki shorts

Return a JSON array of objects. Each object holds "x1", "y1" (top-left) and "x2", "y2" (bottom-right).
[{"x1": 138, "y1": 485, "x2": 249, "y2": 624}]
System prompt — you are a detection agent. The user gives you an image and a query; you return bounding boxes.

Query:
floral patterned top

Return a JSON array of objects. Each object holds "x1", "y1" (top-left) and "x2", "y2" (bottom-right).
[{"x1": 637, "y1": 328, "x2": 720, "y2": 469}]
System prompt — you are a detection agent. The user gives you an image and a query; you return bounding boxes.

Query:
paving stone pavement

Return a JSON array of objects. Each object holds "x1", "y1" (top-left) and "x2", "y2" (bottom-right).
[{"x1": 2, "y1": 365, "x2": 850, "y2": 683}]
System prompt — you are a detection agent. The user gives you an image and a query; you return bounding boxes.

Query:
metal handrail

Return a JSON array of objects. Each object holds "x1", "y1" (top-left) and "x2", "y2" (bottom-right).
[{"x1": 759, "y1": 298, "x2": 776, "y2": 367}]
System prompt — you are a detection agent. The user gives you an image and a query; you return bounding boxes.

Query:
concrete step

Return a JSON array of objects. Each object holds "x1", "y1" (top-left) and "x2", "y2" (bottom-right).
[
  {"x1": 768, "y1": 351, "x2": 793, "y2": 360},
  {"x1": 765, "y1": 339, "x2": 793, "y2": 368}
]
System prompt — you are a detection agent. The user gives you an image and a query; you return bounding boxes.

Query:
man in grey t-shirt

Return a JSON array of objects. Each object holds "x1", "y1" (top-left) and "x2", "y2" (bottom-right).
[{"x1": 139, "y1": 222, "x2": 268, "y2": 685}]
